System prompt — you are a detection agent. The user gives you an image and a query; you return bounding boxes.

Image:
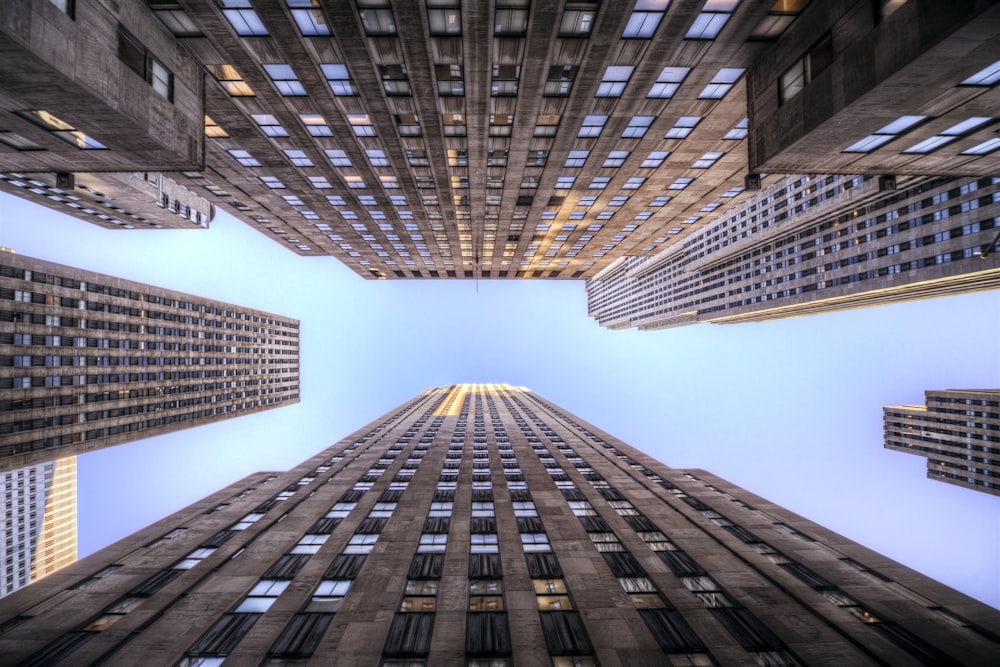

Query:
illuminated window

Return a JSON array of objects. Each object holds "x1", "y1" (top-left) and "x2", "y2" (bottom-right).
[
  {"x1": 287, "y1": 0, "x2": 330, "y2": 35},
  {"x1": 427, "y1": 1, "x2": 461, "y2": 35},
  {"x1": 842, "y1": 115, "x2": 926, "y2": 153},
  {"x1": 207, "y1": 64, "x2": 254, "y2": 96},
  {"x1": 321, "y1": 64, "x2": 355, "y2": 96},
  {"x1": 623, "y1": 0, "x2": 670, "y2": 39},
  {"x1": 578, "y1": 115, "x2": 607, "y2": 138},
  {"x1": 18, "y1": 110, "x2": 107, "y2": 150},
  {"x1": 220, "y1": 0, "x2": 268, "y2": 36},
  {"x1": 347, "y1": 114, "x2": 376, "y2": 137},
  {"x1": 299, "y1": 114, "x2": 332, "y2": 136},
  {"x1": 698, "y1": 68, "x2": 744, "y2": 99},
  {"x1": 686, "y1": 0, "x2": 740, "y2": 40},
  {"x1": 263, "y1": 64, "x2": 306, "y2": 96},
  {"x1": 597, "y1": 66, "x2": 634, "y2": 97},
  {"x1": 251, "y1": 114, "x2": 288, "y2": 137},
  {"x1": 665, "y1": 116, "x2": 701, "y2": 139}
]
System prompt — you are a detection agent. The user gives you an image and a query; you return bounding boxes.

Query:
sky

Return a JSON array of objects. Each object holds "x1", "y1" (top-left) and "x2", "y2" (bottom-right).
[{"x1": 2, "y1": 189, "x2": 998, "y2": 610}]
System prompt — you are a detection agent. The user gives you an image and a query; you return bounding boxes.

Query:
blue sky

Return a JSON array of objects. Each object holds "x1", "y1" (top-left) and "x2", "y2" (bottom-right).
[{"x1": 2, "y1": 189, "x2": 998, "y2": 610}]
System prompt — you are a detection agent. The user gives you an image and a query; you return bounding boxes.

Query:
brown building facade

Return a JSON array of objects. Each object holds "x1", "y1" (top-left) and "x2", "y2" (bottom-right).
[
  {"x1": 0, "y1": 252, "x2": 300, "y2": 471},
  {"x1": 0, "y1": 385, "x2": 997, "y2": 665},
  {"x1": 885, "y1": 389, "x2": 1000, "y2": 497}
]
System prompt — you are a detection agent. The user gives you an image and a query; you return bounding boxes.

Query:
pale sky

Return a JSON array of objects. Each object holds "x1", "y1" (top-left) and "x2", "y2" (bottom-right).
[{"x1": 2, "y1": 189, "x2": 998, "y2": 609}]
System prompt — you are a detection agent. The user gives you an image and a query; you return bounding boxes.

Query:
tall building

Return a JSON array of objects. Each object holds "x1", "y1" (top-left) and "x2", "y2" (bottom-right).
[
  {"x1": 0, "y1": 457, "x2": 77, "y2": 599},
  {"x1": 2, "y1": 1, "x2": 998, "y2": 282},
  {"x1": 0, "y1": 252, "x2": 300, "y2": 472},
  {"x1": 586, "y1": 173, "x2": 1000, "y2": 329},
  {"x1": 1, "y1": 385, "x2": 997, "y2": 665},
  {"x1": 884, "y1": 389, "x2": 1000, "y2": 497}
]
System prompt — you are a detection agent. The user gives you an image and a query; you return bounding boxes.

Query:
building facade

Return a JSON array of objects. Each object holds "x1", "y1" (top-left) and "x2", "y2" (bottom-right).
[
  {"x1": 1, "y1": 384, "x2": 997, "y2": 665},
  {"x1": 0, "y1": 252, "x2": 300, "y2": 472},
  {"x1": 4, "y1": 1, "x2": 997, "y2": 283},
  {"x1": 884, "y1": 389, "x2": 1000, "y2": 497},
  {"x1": 586, "y1": 173, "x2": 1000, "y2": 330},
  {"x1": 0, "y1": 457, "x2": 77, "y2": 599}
]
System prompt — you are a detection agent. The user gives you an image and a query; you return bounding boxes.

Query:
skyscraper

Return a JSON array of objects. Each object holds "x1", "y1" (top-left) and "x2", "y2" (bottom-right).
[
  {"x1": 0, "y1": 252, "x2": 301, "y2": 472},
  {"x1": 1, "y1": 385, "x2": 996, "y2": 665},
  {"x1": 586, "y1": 173, "x2": 1000, "y2": 330},
  {"x1": 2, "y1": 0, "x2": 998, "y2": 283},
  {"x1": 0, "y1": 457, "x2": 77, "y2": 598},
  {"x1": 884, "y1": 389, "x2": 1000, "y2": 497}
]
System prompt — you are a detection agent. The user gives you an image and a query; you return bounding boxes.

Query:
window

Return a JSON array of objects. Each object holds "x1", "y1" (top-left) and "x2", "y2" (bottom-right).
[
  {"x1": 263, "y1": 64, "x2": 306, "y2": 95},
  {"x1": 436, "y1": 64, "x2": 464, "y2": 96},
  {"x1": 748, "y1": 0, "x2": 805, "y2": 40},
  {"x1": 779, "y1": 33, "x2": 832, "y2": 103},
  {"x1": 287, "y1": 0, "x2": 331, "y2": 35},
  {"x1": 842, "y1": 115, "x2": 926, "y2": 153},
  {"x1": 561, "y1": 2, "x2": 599, "y2": 36},
  {"x1": 622, "y1": 116, "x2": 654, "y2": 138},
  {"x1": 564, "y1": 150, "x2": 589, "y2": 167},
  {"x1": 442, "y1": 113, "x2": 466, "y2": 136},
  {"x1": 668, "y1": 177, "x2": 693, "y2": 190},
  {"x1": 961, "y1": 60, "x2": 1000, "y2": 86},
  {"x1": 427, "y1": 2, "x2": 461, "y2": 35},
  {"x1": 665, "y1": 116, "x2": 701, "y2": 139},
  {"x1": 962, "y1": 137, "x2": 1000, "y2": 155},
  {"x1": 18, "y1": 110, "x2": 107, "y2": 150},
  {"x1": 228, "y1": 149, "x2": 260, "y2": 167},
  {"x1": 903, "y1": 117, "x2": 994, "y2": 154},
  {"x1": 495, "y1": 0, "x2": 529, "y2": 36},
  {"x1": 379, "y1": 65, "x2": 411, "y2": 95},
  {"x1": 686, "y1": 0, "x2": 740, "y2": 40},
  {"x1": 492, "y1": 64, "x2": 520, "y2": 96},
  {"x1": 597, "y1": 66, "x2": 634, "y2": 97},
  {"x1": 325, "y1": 149, "x2": 352, "y2": 167},
  {"x1": 259, "y1": 176, "x2": 286, "y2": 189},
  {"x1": 641, "y1": 150, "x2": 669, "y2": 167},
  {"x1": 648, "y1": 66, "x2": 689, "y2": 98},
  {"x1": 623, "y1": 0, "x2": 670, "y2": 39},
  {"x1": 466, "y1": 612, "x2": 511, "y2": 654},
  {"x1": 117, "y1": 27, "x2": 173, "y2": 100},
  {"x1": 692, "y1": 151, "x2": 723, "y2": 168},
  {"x1": 588, "y1": 176, "x2": 610, "y2": 189},
  {"x1": 251, "y1": 114, "x2": 288, "y2": 137},
  {"x1": 602, "y1": 151, "x2": 630, "y2": 167},
  {"x1": 545, "y1": 65, "x2": 577, "y2": 96},
  {"x1": 220, "y1": 0, "x2": 268, "y2": 36},
  {"x1": 579, "y1": 115, "x2": 607, "y2": 138},
  {"x1": 347, "y1": 114, "x2": 376, "y2": 137},
  {"x1": 623, "y1": 177, "x2": 646, "y2": 189},
  {"x1": 357, "y1": 0, "x2": 397, "y2": 35},
  {"x1": 639, "y1": 609, "x2": 706, "y2": 653},
  {"x1": 538, "y1": 611, "x2": 592, "y2": 654},
  {"x1": 300, "y1": 114, "x2": 332, "y2": 136},
  {"x1": 724, "y1": 118, "x2": 748, "y2": 140},
  {"x1": 235, "y1": 579, "x2": 290, "y2": 613},
  {"x1": 490, "y1": 114, "x2": 513, "y2": 137},
  {"x1": 365, "y1": 148, "x2": 389, "y2": 166},
  {"x1": 383, "y1": 613, "x2": 434, "y2": 656},
  {"x1": 321, "y1": 64, "x2": 355, "y2": 96},
  {"x1": 268, "y1": 613, "x2": 333, "y2": 658},
  {"x1": 699, "y1": 68, "x2": 744, "y2": 99}
]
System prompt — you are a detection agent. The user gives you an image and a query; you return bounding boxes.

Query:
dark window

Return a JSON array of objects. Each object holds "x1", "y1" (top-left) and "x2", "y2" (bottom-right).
[
  {"x1": 424, "y1": 517, "x2": 452, "y2": 533},
  {"x1": 639, "y1": 609, "x2": 705, "y2": 652},
  {"x1": 539, "y1": 611, "x2": 592, "y2": 654},
  {"x1": 469, "y1": 553, "x2": 502, "y2": 579},
  {"x1": 623, "y1": 515, "x2": 656, "y2": 532},
  {"x1": 777, "y1": 562, "x2": 834, "y2": 590},
  {"x1": 470, "y1": 517, "x2": 496, "y2": 533},
  {"x1": 471, "y1": 489, "x2": 494, "y2": 502},
  {"x1": 263, "y1": 554, "x2": 311, "y2": 579},
  {"x1": 339, "y1": 489, "x2": 364, "y2": 503},
  {"x1": 709, "y1": 608, "x2": 784, "y2": 651},
  {"x1": 357, "y1": 517, "x2": 388, "y2": 534},
  {"x1": 408, "y1": 553, "x2": 445, "y2": 579},
  {"x1": 188, "y1": 613, "x2": 262, "y2": 655},
  {"x1": 658, "y1": 551, "x2": 704, "y2": 577},
  {"x1": 383, "y1": 612, "x2": 434, "y2": 656},
  {"x1": 597, "y1": 487, "x2": 626, "y2": 501},
  {"x1": 466, "y1": 612, "x2": 512, "y2": 654},
  {"x1": 720, "y1": 524, "x2": 759, "y2": 543},
  {"x1": 578, "y1": 516, "x2": 611, "y2": 532},
  {"x1": 602, "y1": 552, "x2": 644, "y2": 577},
  {"x1": 680, "y1": 496, "x2": 710, "y2": 511},
  {"x1": 433, "y1": 489, "x2": 456, "y2": 501},
  {"x1": 20, "y1": 632, "x2": 95, "y2": 667},
  {"x1": 325, "y1": 554, "x2": 367, "y2": 579},
  {"x1": 871, "y1": 622, "x2": 954, "y2": 664},
  {"x1": 516, "y1": 516, "x2": 544, "y2": 533},
  {"x1": 509, "y1": 489, "x2": 532, "y2": 501},
  {"x1": 561, "y1": 488, "x2": 587, "y2": 501},
  {"x1": 201, "y1": 529, "x2": 239, "y2": 548},
  {"x1": 268, "y1": 613, "x2": 333, "y2": 658},
  {"x1": 128, "y1": 568, "x2": 182, "y2": 597},
  {"x1": 379, "y1": 489, "x2": 403, "y2": 502},
  {"x1": 525, "y1": 553, "x2": 562, "y2": 578},
  {"x1": 308, "y1": 517, "x2": 341, "y2": 535}
]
